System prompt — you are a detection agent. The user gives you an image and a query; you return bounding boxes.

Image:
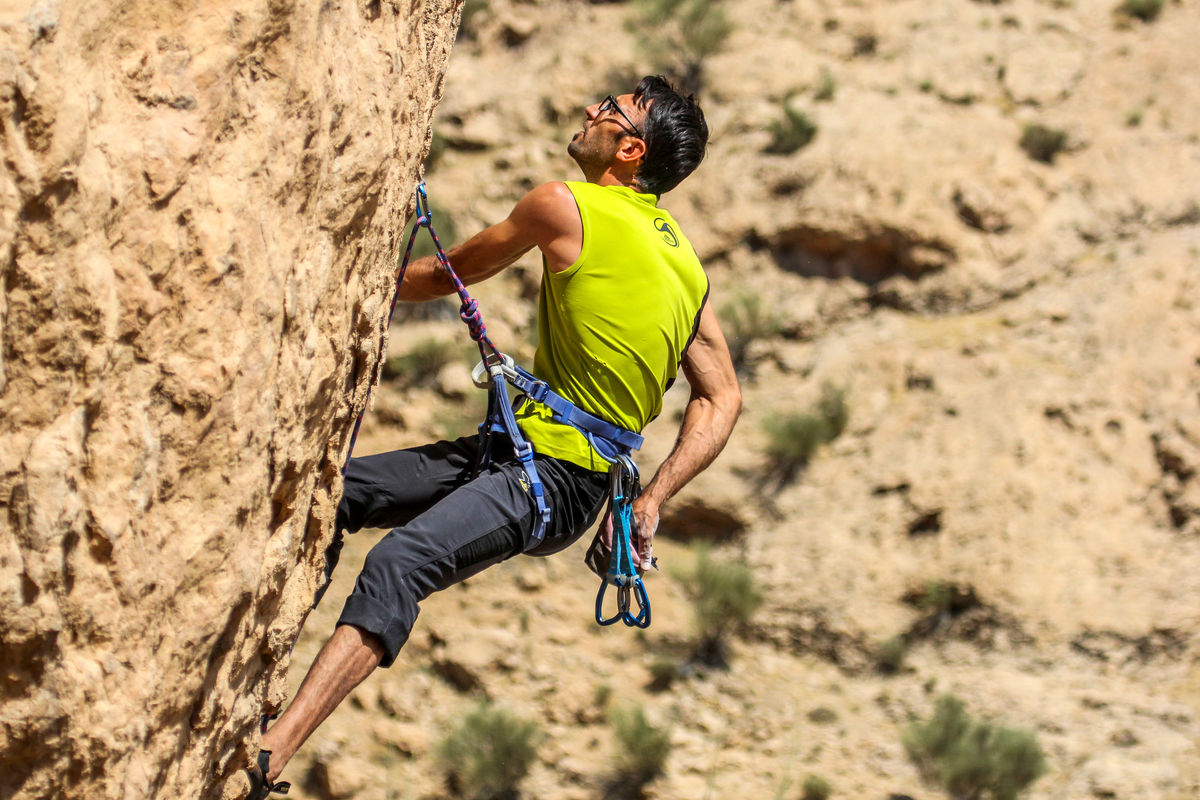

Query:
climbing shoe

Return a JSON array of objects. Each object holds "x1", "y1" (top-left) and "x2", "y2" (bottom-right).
[{"x1": 245, "y1": 750, "x2": 290, "y2": 799}]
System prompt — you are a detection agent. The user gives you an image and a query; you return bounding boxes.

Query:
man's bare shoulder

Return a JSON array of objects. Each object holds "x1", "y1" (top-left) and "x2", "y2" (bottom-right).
[
  {"x1": 514, "y1": 181, "x2": 578, "y2": 218},
  {"x1": 507, "y1": 182, "x2": 583, "y2": 271}
]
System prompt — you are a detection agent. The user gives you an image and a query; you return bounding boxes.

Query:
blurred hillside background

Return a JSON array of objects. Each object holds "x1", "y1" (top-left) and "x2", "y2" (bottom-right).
[{"x1": 284, "y1": 0, "x2": 1200, "y2": 797}]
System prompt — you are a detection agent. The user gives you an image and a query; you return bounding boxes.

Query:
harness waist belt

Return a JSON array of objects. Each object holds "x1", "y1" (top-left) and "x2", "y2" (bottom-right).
[{"x1": 472, "y1": 356, "x2": 644, "y2": 462}]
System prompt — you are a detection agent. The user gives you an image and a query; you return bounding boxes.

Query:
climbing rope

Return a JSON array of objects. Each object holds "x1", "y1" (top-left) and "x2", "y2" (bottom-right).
[{"x1": 342, "y1": 183, "x2": 501, "y2": 475}]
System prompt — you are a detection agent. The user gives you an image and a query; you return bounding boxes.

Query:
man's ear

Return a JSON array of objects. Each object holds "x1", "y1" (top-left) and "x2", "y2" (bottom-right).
[{"x1": 616, "y1": 136, "x2": 646, "y2": 165}]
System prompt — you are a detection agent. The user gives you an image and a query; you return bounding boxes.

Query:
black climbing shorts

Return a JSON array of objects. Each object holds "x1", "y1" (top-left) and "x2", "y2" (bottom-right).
[{"x1": 332, "y1": 435, "x2": 609, "y2": 667}]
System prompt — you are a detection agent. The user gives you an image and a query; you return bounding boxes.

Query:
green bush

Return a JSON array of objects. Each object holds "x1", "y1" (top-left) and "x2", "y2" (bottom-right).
[
  {"x1": 1018, "y1": 124, "x2": 1068, "y2": 164},
  {"x1": 382, "y1": 336, "x2": 457, "y2": 389},
  {"x1": 609, "y1": 704, "x2": 673, "y2": 785},
  {"x1": 629, "y1": 0, "x2": 733, "y2": 93},
  {"x1": 876, "y1": 635, "x2": 908, "y2": 674},
  {"x1": 913, "y1": 580, "x2": 957, "y2": 614},
  {"x1": 1116, "y1": 0, "x2": 1163, "y2": 21},
  {"x1": 718, "y1": 291, "x2": 780, "y2": 375},
  {"x1": 904, "y1": 580, "x2": 979, "y2": 616},
  {"x1": 813, "y1": 67, "x2": 836, "y2": 102},
  {"x1": 437, "y1": 701, "x2": 543, "y2": 799},
  {"x1": 763, "y1": 412, "x2": 827, "y2": 480},
  {"x1": 903, "y1": 695, "x2": 1047, "y2": 800},
  {"x1": 648, "y1": 656, "x2": 681, "y2": 691},
  {"x1": 801, "y1": 773, "x2": 833, "y2": 800},
  {"x1": 816, "y1": 381, "x2": 849, "y2": 440},
  {"x1": 678, "y1": 545, "x2": 764, "y2": 665},
  {"x1": 764, "y1": 102, "x2": 818, "y2": 155},
  {"x1": 762, "y1": 382, "x2": 849, "y2": 483}
]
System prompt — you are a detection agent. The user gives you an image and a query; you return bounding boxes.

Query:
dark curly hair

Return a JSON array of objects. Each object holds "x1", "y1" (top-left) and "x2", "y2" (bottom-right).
[{"x1": 632, "y1": 76, "x2": 709, "y2": 196}]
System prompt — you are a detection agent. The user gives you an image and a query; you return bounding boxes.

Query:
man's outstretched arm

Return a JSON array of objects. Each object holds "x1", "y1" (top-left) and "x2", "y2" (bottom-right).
[
  {"x1": 633, "y1": 301, "x2": 742, "y2": 562},
  {"x1": 396, "y1": 182, "x2": 582, "y2": 301}
]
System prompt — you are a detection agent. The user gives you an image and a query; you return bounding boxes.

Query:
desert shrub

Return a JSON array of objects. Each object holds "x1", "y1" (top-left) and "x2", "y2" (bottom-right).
[
  {"x1": 912, "y1": 580, "x2": 957, "y2": 614},
  {"x1": 718, "y1": 290, "x2": 780, "y2": 376},
  {"x1": 382, "y1": 336, "x2": 457, "y2": 389},
  {"x1": 801, "y1": 774, "x2": 833, "y2": 800},
  {"x1": 629, "y1": 0, "x2": 733, "y2": 93},
  {"x1": 813, "y1": 67, "x2": 836, "y2": 102},
  {"x1": 677, "y1": 545, "x2": 764, "y2": 665},
  {"x1": 903, "y1": 695, "x2": 1047, "y2": 800},
  {"x1": 593, "y1": 682, "x2": 613, "y2": 709},
  {"x1": 852, "y1": 32, "x2": 877, "y2": 56},
  {"x1": 762, "y1": 382, "x2": 849, "y2": 483},
  {"x1": 876, "y1": 635, "x2": 908, "y2": 674},
  {"x1": 609, "y1": 704, "x2": 673, "y2": 785},
  {"x1": 1018, "y1": 124, "x2": 1067, "y2": 164},
  {"x1": 764, "y1": 101, "x2": 818, "y2": 155},
  {"x1": 807, "y1": 706, "x2": 838, "y2": 724},
  {"x1": 437, "y1": 701, "x2": 543, "y2": 799},
  {"x1": 904, "y1": 580, "x2": 979, "y2": 616},
  {"x1": 647, "y1": 656, "x2": 681, "y2": 691},
  {"x1": 763, "y1": 412, "x2": 827, "y2": 481},
  {"x1": 1116, "y1": 0, "x2": 1163, "y2": 21},
  {"x1": 816, "y1": 381, "x2": 849, "y2": 440}
]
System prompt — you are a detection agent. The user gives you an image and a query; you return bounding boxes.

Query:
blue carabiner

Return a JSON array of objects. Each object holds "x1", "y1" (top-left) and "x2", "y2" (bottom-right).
[
  {"x1": 595, "y1": 576, "x2": 651, "y2": 628},
  {"x1": 626, "y1": 577, "x2": 651, "y2": 628},
  {"x1": 415, "y1": 180, "x2": 432, "y2": 225},
  {"x1": 595, "y1": 578, "x2": 625, "y2": 626}
]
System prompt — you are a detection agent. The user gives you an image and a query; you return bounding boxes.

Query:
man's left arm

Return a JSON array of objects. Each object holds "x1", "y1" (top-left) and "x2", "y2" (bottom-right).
[
  {"x1": 633, "y1": 301, "x2": 742, "y2": 563},
  {"x1": 396, "y1": 182, "x2": 580, "y2": 301}
]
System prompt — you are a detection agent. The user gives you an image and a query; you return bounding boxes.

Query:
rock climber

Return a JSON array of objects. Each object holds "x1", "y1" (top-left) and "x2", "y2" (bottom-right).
[{"x1": 246, "y1": 75, "x2": 741, "y2": 797}]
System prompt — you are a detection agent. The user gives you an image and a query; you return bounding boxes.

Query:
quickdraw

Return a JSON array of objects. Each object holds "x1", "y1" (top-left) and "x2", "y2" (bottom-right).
[{"x1": 594, "y1": 454, "x2": 651, "y2": 628}]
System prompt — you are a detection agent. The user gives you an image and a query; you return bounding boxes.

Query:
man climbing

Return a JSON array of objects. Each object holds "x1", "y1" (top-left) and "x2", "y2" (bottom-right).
[{"x1": 246, "y1": 75, "x2": 741, "y2": 797}]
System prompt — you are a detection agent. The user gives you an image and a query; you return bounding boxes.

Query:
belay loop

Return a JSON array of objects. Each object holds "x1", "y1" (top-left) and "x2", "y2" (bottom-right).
[
  {"x1": 595, "y1": 454, "x2": 650, "y2": 628},
  {"x1": 346, "y1": 181, "x2": 650, "y2": 626}
]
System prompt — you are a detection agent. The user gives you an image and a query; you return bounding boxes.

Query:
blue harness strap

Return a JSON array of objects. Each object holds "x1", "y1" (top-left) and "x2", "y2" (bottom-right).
[{"x1": 353, "y1": 181, "x2": 651, "y2": 626}]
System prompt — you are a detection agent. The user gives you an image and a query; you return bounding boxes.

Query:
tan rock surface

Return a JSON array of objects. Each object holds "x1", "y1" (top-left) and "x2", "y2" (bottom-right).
[
  {"x1": 0, "y1": 1, "x2": 459, "y2": 798},
  {"x1": 281, "y1": 0, "x2": 1199, "y2": 798}
]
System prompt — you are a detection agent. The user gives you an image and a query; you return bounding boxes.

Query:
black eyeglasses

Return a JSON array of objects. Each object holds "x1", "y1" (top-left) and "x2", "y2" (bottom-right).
[{"x1": 597, "y1": 95, "x2": 643, "y2": 139}]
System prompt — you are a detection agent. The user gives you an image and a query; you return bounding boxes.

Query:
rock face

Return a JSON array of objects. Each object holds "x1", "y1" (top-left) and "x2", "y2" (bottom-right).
[{"x1": 0, "y1": 2, "x2": 459, "y2": 798}]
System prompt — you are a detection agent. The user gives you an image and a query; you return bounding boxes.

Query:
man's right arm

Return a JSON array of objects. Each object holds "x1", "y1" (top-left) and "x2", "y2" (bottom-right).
[
  {"x1": 397, "y1": 182, "x2": 582, "y2": 301},
  {"x1": 632, "y1": 303, "x2": 742, "y2": 562}
]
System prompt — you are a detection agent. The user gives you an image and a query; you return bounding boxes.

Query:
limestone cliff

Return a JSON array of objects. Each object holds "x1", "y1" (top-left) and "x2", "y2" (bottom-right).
[{"x1": 0, "y1": 1, "x2": 459, "y2": 798}]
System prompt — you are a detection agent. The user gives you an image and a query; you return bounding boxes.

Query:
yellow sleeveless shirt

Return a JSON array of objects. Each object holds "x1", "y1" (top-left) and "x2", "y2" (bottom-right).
[{"x1": 515, "y1": 182, "x2": 710, "y2": 472}]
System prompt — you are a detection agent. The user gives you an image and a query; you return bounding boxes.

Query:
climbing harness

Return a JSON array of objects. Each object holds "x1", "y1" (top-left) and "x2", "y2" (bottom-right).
[{"x1": 365, "y1": 181, "x2": 653, "y2": 627}]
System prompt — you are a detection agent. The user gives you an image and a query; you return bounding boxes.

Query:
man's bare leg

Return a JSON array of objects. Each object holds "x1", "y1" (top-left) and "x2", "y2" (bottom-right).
[{"x1": 260, "y1": 623, "x2": 385, "y2": 781}]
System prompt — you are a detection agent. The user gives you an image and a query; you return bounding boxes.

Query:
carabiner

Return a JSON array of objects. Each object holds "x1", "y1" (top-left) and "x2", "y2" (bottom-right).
[
  {"x1": 595, "y1": 579, "x2": 624, "y2": 626},
  {"x1": 626, "y1": 577, "x2": 651, "y2": 628},
  {"x1": 595, "y1": 576, "x2": 651, "y2": 628},
  {"x1": 415, "y1": 180, "x2": 431, "y2": 224}
]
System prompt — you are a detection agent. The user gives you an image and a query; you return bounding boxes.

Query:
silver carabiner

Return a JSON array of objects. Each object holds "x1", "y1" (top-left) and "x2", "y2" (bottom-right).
[{"x1": 471, "y1": 353, "x2": 516, "y2": 388}]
